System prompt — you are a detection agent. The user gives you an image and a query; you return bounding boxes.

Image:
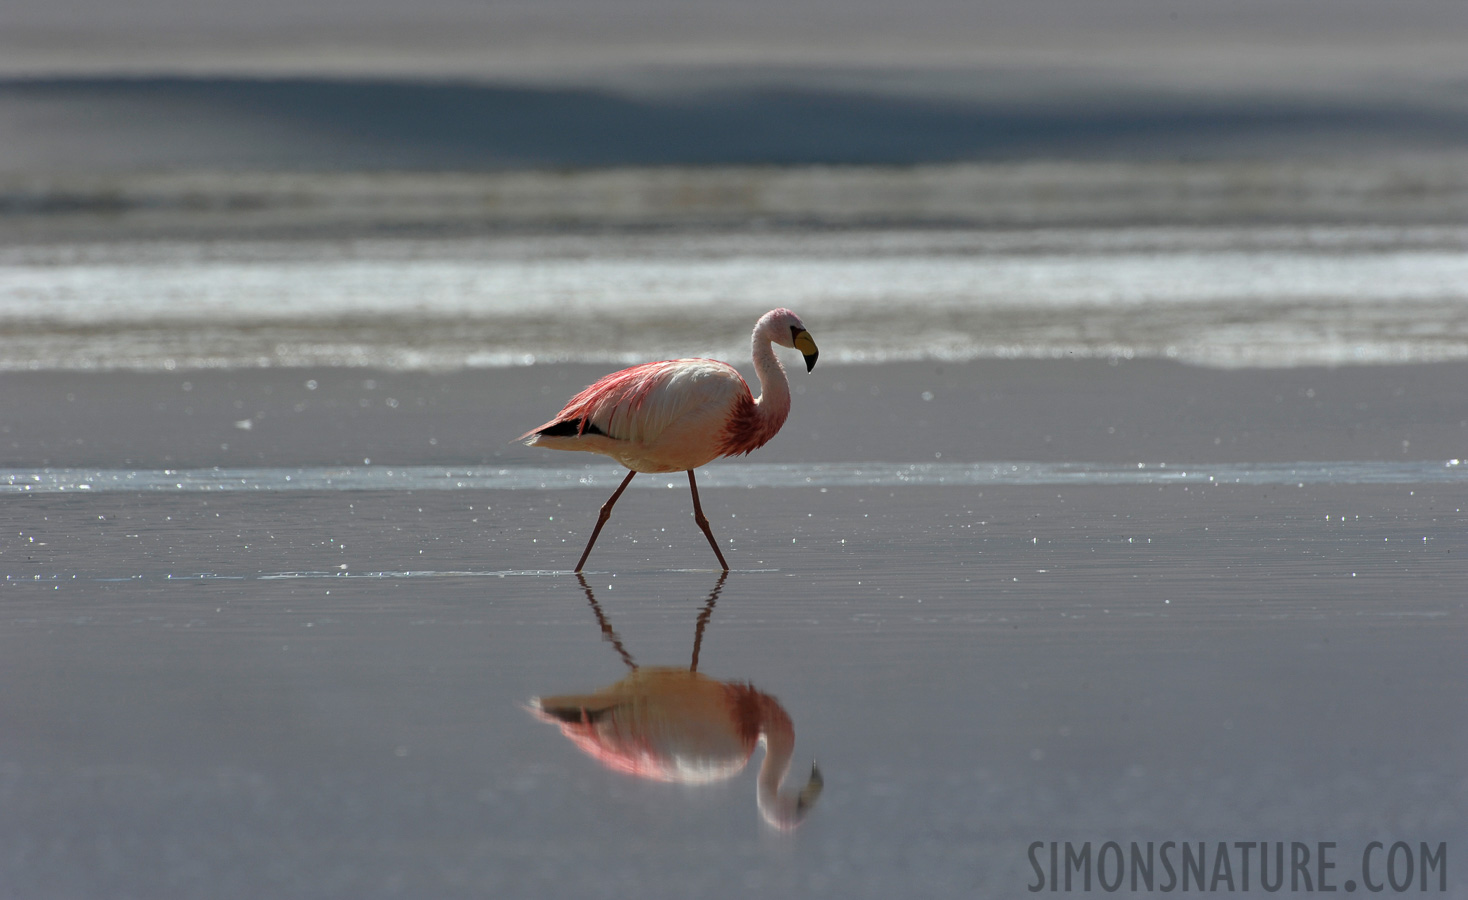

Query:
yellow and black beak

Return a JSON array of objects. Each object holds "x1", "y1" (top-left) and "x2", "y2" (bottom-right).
[{"x1": 793, "y1": 328, "x2": 819, "y2": 372}]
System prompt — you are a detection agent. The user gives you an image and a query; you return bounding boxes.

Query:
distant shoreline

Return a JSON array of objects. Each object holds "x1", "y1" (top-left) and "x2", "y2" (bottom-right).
[
  {"x1": 5, "y1": 159, "x2": 1468, "y2": 244},
  {"x1": 3, "y1": 74, "x2": 1467, "y2": 176}
]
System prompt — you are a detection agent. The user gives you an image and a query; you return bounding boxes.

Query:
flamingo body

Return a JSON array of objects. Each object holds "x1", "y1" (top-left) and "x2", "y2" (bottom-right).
[
  {"x1": 522, "y1": 358, "x2": 768, "y2": 474},
  {"x1": 520, "y1": 308, "x2": 818, "y2": 570},
  {"x1": 531, "y1": 667, "x2": 823, "y2": 828},
  {"x1": 532, "y1": 668, "x2": 762, "y2": 783}
]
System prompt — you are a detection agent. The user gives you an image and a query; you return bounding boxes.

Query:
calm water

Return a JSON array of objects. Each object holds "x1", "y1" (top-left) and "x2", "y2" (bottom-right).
[{"x1": 2, "y1": 480, "x2": 1464, "y2": 898}]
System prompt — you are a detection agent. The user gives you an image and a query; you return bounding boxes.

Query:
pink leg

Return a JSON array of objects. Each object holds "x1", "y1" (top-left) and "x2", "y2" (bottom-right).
[
  {"x1": 687, "y1": 470, "x2": 730, "y2": 572},
  {"x1": 575, "y1": 470, "x2": 637, "y2": 572}
]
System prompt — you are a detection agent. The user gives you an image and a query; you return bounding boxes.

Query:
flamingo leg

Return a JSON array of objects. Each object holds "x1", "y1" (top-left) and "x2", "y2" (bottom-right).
[
  {"x1": 575, "y1": 573, "x2": 637, "y2": 669},
  {"x1": 687, "y1": 469, "x2": 731, "y2": 572},
  {"x1": 575, "y1": 470, "x2": 637, "y2": 572},
  {"x1": 689, "y1": 571, "x2": 728, "y2": 672}
]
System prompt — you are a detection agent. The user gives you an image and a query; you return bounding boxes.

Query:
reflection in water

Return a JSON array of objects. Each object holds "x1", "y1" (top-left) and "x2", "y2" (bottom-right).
[{"x1": 529, "y1": 575, "x2": 823, "y2": 830}]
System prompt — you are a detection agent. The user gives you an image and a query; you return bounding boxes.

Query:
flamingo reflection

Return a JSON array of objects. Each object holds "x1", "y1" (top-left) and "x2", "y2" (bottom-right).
[{"x1": 529, "y1": 575, "x2": 823, "y2": 830}]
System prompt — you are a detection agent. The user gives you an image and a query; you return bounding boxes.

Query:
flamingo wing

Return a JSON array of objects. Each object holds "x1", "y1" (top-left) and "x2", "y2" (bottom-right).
[{"x1": 524, "y1": 359, "x2": 747, "y2": 448}]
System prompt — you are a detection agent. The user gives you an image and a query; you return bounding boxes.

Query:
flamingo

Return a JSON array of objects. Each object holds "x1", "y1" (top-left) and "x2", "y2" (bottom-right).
[
  {"x1": 531, "y1": 668, "x2": 824, "y2": 829},
  {"x1": 520, "y1": 308, "x2": 819, "y2": 571},
  {"x1": 528, "y1": 575, "x2": 824, "y2": 830}
]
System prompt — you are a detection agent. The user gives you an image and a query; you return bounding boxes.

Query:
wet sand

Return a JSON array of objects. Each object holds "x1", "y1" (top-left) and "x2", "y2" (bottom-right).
[{"x1": 2, "y1": 360, "x2": 1464, "y2": 898}]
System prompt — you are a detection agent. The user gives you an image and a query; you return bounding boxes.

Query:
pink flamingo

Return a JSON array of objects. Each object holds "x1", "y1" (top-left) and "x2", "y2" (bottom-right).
[
  {"x1": 531, "y1": 668, "x2": 823, "y2": 830},
  {"x1": 529, "y1": 574, "x2": 823, "y2": 830},
  {"x1": 520, "y1": 308, "x2": 819, "y2": 571}
]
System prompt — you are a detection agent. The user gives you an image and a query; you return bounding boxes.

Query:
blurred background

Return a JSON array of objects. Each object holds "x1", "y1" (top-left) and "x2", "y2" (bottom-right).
[
  {"x1": 4, "y1": 0, "x2": 1468, "y2": 173},
  {"x1": 4, "y1": 0, "x2": 1468, "y2": 370}
]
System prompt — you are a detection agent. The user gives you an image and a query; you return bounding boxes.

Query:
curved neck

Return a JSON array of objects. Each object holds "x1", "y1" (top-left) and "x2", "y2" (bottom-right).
[
  {"x1": 750, "y1": 326, "x2": 792, "y2": 428},
  {"x1": 753, "y1": 696, "x2": 821, "y2": 829},
  {"x1": 719, "y1": 316, "x2": 796, "y2": 458}
]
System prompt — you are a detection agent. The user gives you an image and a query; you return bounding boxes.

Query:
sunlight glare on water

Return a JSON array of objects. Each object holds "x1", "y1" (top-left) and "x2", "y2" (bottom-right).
[
  {"x1": 2, "y1": 227, "x2": 1467, "y2": 370},
  {"x1": 4, "y1": 460, "x2": 1466, "y2": 493}
]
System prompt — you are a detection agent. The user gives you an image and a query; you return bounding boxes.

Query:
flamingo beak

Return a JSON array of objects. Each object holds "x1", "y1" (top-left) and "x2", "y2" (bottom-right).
[
  {"x1": 793, "y1": 329, "x2": 819, "y2": 372},
  {"x1": 797, "y1": 763, "x2": 825, "y2": 813}
]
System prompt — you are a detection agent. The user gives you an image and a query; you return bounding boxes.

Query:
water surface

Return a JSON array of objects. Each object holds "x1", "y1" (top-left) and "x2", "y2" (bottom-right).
[{"x1": 2, "y1": 479, "x2": 1463, "y2": 898}]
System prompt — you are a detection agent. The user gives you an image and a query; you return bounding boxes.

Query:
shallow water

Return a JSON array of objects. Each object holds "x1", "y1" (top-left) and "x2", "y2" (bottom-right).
[
  {"x1": 2, "y1": 479, "x2": 1463, "y2": 898},
  {"x1": 2, "y1": 211, "x2": 1466, "y2": 894},
  {"x1": 5, "y1": 458, "x2": 1468, "y2": 494}
]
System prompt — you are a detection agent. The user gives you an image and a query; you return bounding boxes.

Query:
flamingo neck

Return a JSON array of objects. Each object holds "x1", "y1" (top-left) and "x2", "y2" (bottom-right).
[
  {"x1": 718, "y1": 322, "x2": 791, "y2": 457},
  {"x1": 749, "y1": 325, "x2": 792, "y2": 430},
  {"x1": 754, "y1": 698, "x2": 796, "y2": 805},
  {"x1": 754, "y1": 696, "x2": 821, "y2": 830},
  {"x1": 724, "y1": 683, "x2": 820, "y2": 829}
]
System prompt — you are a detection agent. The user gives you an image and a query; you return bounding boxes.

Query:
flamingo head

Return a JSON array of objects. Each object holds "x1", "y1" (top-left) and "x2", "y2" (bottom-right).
[
  {"x1": 759, "y1": 308, "x2": 819, "y2": 372},
  {"x1": 758, "y1": 762, "x2": 825, "y2": 830}
]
